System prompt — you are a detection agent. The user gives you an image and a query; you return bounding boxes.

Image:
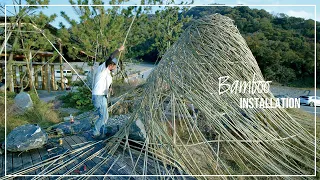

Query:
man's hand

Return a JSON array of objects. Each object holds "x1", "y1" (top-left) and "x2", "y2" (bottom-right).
[{"x1": 118, "y1": 45, "x2": 125, "y2": 51}]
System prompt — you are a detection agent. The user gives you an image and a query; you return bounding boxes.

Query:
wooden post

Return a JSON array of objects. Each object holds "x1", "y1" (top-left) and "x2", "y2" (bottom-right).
[
  {"x1": 0, "y1": 65, "x2": 2, "y2": 81},
  {"x1": 12, "y1": 65, "x2": 17, "y2": 92},
  {"x1": 59, "y1": 41, "x2": 64, "y2": 90},
  {"x1": 8, "y1": 55, "x2": 14, "y2": 92},
  {"x1": 19, "y1": 65, "x2": 23, "y2": 88},
  {"x1": 26, "y1": 51, "x2": 34, "y2": 91},
  {"x1": 51, "y1": 65, "x2": 56, "y2": 91},
  {"x1": 34, "y1": 65, "x2": 38, "y2": 89},
  {"x1": 8, "y1": 63, "x2": 14, "y2": 92},
  {"x1": 41, "y1": 57, "x2": 46, "y2": 90},
  {"x1": 46, "y1": 58, "x2": 50, "y2": 93}
]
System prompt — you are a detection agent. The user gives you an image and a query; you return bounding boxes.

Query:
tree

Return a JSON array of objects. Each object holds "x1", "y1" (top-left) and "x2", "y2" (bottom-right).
[
  {"x1": 1, "y1": 0, "x2": 57, "y2": 92},
  {"x1": 126, "y1": 4, "x2": 192, "y2": 62},
  {"x1": 151, "y1": 6, "x2": 191, "y2": 59},
  {"x1": 59, "y1": 0, "x2": 131, "y2": 69}
]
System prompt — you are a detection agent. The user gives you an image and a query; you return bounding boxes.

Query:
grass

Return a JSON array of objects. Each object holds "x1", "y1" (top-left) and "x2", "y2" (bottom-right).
[{"x1": 0, "y1": 90, "x2": 61, "y2": 142}]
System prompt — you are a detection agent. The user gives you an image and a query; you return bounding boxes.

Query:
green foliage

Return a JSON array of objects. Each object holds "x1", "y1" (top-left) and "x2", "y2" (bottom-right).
[
  {"x1": 125, "y1": 6, "x2": 191, "y2": 61},
  {"x1": 58, "y1": 0, "x2": 129, "y2": 63},
  {"x1": 6, "y1": 2, "x2": 57, "y2": 54},
  {"x1": 59, "y1": 86, "x2": 93, "y2": 111},
  {"x1": 152, "y1": 6, "x2": 191, "y2": 58}
]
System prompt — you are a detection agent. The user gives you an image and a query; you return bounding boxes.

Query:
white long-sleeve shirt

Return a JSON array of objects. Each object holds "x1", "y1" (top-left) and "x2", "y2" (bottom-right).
[{"x1": 92, "y1": 62, "x2": 112, "y2": 95}]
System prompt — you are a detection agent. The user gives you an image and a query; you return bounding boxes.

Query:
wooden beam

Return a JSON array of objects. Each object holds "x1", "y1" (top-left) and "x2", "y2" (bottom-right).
[
  {"x1": 0, "y1": 60, "x2": 60, "y2": 65},
  {"x1": 0, "y1": 51, "x2": 53, "y2": 58}
]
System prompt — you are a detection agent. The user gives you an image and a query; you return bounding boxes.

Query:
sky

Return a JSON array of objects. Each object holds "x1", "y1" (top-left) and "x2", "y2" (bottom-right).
[{"x1": 1, "y1": 0, "x2": 319, "y2": 28}]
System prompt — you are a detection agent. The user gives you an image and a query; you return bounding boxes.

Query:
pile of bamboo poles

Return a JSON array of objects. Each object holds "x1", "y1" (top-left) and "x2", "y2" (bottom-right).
[
  {"x1": 2, "y1": 14, "x2": 318, "y2": 178},
  {"x1": 106, "y1": 13, "x2": 317, "y2": 176}
]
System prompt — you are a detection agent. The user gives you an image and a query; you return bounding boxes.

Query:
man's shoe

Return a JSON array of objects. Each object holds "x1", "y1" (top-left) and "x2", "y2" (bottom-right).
[{"x1": 92, "y1": 131, "x2": 101, "y2": 139}]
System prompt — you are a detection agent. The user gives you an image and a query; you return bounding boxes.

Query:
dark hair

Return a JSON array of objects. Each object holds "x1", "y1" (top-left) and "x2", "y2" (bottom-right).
[{"x1": 105, "y1": 58, "x2": 116, "y2": 68}]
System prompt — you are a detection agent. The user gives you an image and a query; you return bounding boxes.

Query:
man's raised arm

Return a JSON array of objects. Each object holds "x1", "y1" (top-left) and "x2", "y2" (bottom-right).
[{"x1": 105, "y1": 45, "x2": 125, "y2": 67}]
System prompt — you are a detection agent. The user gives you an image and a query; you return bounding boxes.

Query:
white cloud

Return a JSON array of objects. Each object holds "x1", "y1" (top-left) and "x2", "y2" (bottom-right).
[{"x1": 287, "y1": 10, "x2": 314, "y2": 19}]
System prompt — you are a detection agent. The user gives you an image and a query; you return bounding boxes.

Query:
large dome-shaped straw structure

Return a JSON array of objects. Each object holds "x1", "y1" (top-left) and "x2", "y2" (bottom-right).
[
  {"x1": 2, "y1": 14, "x2": 317, "y2": 179},
  {"x1": 107, "y1": 13, "x2": 316, "y2": 176}
]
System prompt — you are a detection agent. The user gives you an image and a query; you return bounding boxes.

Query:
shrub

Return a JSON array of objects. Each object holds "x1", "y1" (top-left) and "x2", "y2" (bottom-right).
[{"x1": 59, "y1": 86, "x2": 93, "y2": 111}]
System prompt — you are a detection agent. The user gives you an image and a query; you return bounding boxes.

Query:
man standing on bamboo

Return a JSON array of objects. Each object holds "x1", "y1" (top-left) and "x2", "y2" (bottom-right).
[{"x1": 92, "y1": 45, "x2": 125, "y2": 138}]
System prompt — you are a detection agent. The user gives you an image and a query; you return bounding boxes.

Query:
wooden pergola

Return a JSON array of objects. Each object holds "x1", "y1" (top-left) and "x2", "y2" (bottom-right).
[
  {"x1": 0, "y1": 49, "x2": 64, "y2": 92},
  {"x1": 0, "y1": 16, "x2": 66, "y2": 92},
  {"x1": 0, "y1": 16, "x2": 96, "y2": 92}
]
